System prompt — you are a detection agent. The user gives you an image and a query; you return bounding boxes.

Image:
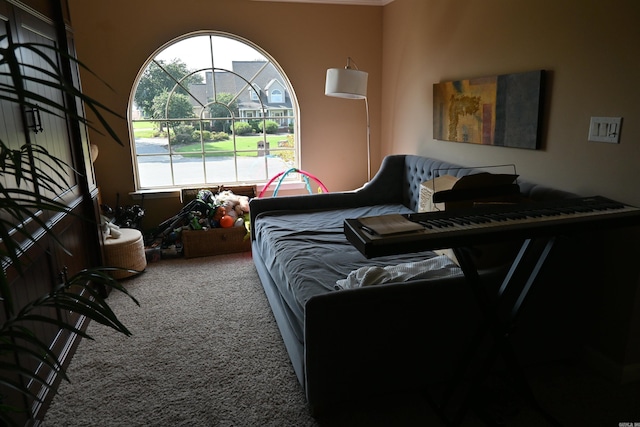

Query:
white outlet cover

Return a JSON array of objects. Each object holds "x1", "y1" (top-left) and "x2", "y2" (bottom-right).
[{"x1": 589, "y1": 117, "x2": 622, "y2": 143}]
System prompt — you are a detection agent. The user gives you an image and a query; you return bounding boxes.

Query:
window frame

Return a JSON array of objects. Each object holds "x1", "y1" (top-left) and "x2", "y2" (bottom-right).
[
  {"x1": 128, "y1": 31, "x2": 300, "y2": 191},
  {"x1": 270, "y1": 89, "x2": 283, "y2": 103}
]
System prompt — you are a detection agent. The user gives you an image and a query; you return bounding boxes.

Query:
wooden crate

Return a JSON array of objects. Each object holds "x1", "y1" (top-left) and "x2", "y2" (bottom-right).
[{"x1": 182, "y1": 226, "x2": 250, "y2": 258}]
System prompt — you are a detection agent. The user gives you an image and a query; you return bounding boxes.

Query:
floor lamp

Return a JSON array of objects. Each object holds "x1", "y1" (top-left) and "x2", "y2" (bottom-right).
[{"x1": 325, "y1": 57, "x2": 371, "y2": 182}]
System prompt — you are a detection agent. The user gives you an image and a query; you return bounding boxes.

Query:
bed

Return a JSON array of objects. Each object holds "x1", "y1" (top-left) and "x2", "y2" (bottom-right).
[{"x1": 250, "y1": 154, "x2": 583, "y2": 415}]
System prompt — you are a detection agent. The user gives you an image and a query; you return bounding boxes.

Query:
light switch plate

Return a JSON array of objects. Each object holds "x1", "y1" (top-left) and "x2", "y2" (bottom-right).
[{"x1": 589, "y1": 117, "x2": 622, "y2": 143}]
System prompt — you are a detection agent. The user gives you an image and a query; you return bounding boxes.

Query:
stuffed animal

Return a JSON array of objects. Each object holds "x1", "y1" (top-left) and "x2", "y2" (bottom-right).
[
  {"x1": 212, "y1": 205, "x2": 226, "y2": 222},
  {"x1": 100, "y1": 215, "x2": 122, "y2": 239},
  {"x1": 215, "y1": 191, "x2": 250, "y2": 224}
]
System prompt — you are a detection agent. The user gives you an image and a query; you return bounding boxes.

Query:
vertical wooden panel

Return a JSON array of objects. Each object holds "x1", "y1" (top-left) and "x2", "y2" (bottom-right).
[
  {"x1": 1, "y1": 0, "x2": 97, "y2": 423},
  {"x1": 15, "y1": 8, "x2": 78, "y2": 203}
]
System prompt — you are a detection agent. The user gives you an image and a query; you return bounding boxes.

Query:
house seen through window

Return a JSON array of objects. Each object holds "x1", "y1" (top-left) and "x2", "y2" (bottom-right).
[{"x1": 130, "y1": 31, "x2": 299, "y2": 190}]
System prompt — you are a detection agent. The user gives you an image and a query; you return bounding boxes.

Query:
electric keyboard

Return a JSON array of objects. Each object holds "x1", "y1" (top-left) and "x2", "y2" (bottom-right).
[{"x1": 344, "y1": 196, "x2": 640, "y2": 258}]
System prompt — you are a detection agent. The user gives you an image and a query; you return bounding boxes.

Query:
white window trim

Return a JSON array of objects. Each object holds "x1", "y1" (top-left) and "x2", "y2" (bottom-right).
[{"x1": 128, "y1": 31, "x2": 301, "y2": 191}]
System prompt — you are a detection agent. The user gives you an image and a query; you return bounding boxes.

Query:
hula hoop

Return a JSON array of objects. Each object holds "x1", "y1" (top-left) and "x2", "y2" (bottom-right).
[{"x1": 258, "y1": 168, "x2": 328, "y2": 198}]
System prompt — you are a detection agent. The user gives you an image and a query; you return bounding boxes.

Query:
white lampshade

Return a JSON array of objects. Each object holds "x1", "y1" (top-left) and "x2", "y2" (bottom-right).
[{"x1": 325, "y1": 68, "x2": 368, "y2": 99}]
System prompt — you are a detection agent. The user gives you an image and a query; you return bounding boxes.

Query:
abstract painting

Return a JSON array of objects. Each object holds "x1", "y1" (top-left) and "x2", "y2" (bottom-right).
[{"x1": 433, "y1": 70, "x2": 544, "y2": 149}]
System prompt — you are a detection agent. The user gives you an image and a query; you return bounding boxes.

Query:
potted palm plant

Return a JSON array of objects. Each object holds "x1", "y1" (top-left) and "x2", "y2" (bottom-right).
[{"x1": 0, "y1": 27, "x2": 138, "y2": 425}]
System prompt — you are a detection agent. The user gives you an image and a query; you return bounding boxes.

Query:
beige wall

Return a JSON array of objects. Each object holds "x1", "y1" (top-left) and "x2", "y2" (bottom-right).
[
  {"x1": 382, "y1": 0, "x2": 640, "y2": 207},
  {"x1": 381, "y1": 0, "x2": 640, "y2": 380},
  {"x1": 71, "y1": 0, "x2": 640, "y2": 377},
  {"x1": 68, "y1": 0, "x2": 382, "y2": 227},
  {"x1": 71, "y1": 0, "x2": 640, "y2": 214}
]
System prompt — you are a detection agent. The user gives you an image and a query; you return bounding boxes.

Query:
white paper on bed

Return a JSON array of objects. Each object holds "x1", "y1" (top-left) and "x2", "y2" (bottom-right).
[{"x1": 334, "y1": 255, "x2": 461, "y2": 290}]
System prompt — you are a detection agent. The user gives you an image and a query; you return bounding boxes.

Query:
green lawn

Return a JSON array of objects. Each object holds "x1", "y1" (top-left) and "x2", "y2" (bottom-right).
[
  {"x1": 174, "y1": 135, "x2": 289, "y2": 157},
  {"x1": 132, "y1": 121, "x2": 292, "y2": 157},
  {"x1": 132, "y1": 121, "x2": 156, "y2": 138},
  {"x1": 132, "y1": 121, "x2": 154, "y2": 129}
]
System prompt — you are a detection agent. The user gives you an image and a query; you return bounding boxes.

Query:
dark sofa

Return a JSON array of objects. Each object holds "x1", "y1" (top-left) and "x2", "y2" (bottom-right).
[{"x1": 249, "y1": 154, "x2": 584, "y2": 415}]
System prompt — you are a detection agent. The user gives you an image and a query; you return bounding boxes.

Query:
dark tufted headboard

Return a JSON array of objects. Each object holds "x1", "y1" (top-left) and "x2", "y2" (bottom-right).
[
  {"x1": 401, "y1": 155, "x2": 492, "y2": 211},
  {"x1": 366, "y1": 154, "x2": 575, "y2": 211}
]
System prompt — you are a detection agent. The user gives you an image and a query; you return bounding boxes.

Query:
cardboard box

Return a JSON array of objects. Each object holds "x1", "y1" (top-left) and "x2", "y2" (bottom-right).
[
  {"x1": 419, "y1": 175, "x2": 459, "y2": 212},
  {"x1": 182, "y1": 226, "x2": 250, "y2": 258},
  {"x1": 179, "y1": 184, "x2": 256, "y2": 258}
]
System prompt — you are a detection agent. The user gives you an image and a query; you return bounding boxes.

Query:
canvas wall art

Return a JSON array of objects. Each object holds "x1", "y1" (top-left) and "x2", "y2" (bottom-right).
[{"x1": 433, "y1": 70, "x2": 544, "y2": 149}]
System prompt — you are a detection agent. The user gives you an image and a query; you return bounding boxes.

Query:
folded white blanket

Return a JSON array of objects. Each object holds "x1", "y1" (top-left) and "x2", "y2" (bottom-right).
[{"x1": 335, "y1": 255, "x2": 462, "y2": 290}]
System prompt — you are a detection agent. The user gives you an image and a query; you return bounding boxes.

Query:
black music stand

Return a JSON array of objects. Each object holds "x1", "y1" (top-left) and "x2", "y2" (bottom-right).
[
  {"x1": 344, "y1": 195, "x2": 640, "y2": 425},
  {"x1": 431, "y1": 172, "x2": 520, "y2": 209},
  {"x1": 423, "y1": 192, "x2": 562, "y2": 425},
  {"x1": 429, "y1": 239, "x2": 562, "y2": 426}
]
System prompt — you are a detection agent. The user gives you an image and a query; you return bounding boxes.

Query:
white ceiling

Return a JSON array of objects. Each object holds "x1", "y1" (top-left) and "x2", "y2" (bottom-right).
[{"x1": 251, "y1": 0, "x2": 394, "y2": 5}]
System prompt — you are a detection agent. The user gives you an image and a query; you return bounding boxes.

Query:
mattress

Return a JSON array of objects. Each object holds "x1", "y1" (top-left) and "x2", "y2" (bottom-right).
[{"x1": 253, "y1": 203, "x2": 460, "y2": 342}]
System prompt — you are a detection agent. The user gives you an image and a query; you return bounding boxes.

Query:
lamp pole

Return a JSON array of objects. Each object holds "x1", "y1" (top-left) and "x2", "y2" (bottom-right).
[
  {"x1": 365, "y1": 97, "x2": 371, "y2": 182},
  {"x1": 325, "y1": 57, "x2": 370, "y2": 183}
]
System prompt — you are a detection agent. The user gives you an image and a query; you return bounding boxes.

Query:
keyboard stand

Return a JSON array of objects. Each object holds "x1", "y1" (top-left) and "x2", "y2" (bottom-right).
[
  {"x1": 427, "y1": 237, "x2": 562, "y2": 426},
  {"x1": 343, "y1": 196, "x2": 640, "y2": 425}
]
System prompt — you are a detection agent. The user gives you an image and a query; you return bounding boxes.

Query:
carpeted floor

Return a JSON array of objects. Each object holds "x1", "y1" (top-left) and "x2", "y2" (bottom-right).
[
  {"x1": 43, "y1": 252, "x2": 640, "y2": 426},
  {"x1": 43, "y1": 252, "x2": 316, "y2": 426}
]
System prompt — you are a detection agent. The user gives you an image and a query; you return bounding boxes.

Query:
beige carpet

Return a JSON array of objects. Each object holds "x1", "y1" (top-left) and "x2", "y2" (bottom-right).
[
  {"x1": 43, "y1": 252, "x2": 640, "y2": 426},
  {"x1": 43, "y1": 252, "x2": 317, "y2": 426},
  {"x1": 42, "y1": 253, "x2": 438, "y2": 426}
]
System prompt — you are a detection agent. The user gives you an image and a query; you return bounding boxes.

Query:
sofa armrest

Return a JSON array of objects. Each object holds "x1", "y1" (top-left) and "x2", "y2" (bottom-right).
[
  {"x1": 303, "y1": 274, "x2": 481, "y2": 414},
  {"x1": 249, "y1": 155, "x2": 409, "y2": 238}
]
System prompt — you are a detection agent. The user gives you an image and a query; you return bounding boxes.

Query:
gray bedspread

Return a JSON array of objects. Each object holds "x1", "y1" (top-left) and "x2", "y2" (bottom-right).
[{"x1": 253, "y1": 203, "x2": 462, "y2": 341}]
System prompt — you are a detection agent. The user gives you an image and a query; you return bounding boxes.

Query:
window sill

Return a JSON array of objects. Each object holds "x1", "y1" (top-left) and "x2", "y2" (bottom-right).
[{"x1": 130, "y1": 181, "x2": 308, "y2": 200}]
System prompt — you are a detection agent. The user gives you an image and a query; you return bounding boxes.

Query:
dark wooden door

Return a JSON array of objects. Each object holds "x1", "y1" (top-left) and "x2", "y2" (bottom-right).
[{"x1": 0, "y1": 0, "x2": 101, "y2": 423}]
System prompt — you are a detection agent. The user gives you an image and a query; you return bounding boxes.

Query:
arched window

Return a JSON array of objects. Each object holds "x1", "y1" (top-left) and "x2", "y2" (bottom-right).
[
  {"x1": 249, "y1": 83, "x2": 261, "y2": 101},
  {"x1": 129, "y1": 31, "x2": 299, "y2": 190},
  {"x1": 270, "y1": 89, "x2": 283, "y2": 103}
]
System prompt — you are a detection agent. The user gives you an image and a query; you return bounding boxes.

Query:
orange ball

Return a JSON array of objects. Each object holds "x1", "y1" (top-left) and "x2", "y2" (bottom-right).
[{"x1": 219, "y1": 215, "x2": 234, "y2": 228}]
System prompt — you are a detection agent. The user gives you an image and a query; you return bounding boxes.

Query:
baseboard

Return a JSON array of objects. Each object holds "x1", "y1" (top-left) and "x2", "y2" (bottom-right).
[
  {"x1": 584, "y1": 346, "x2": 640, "y2": 384},
  {"x1": 31, "y1": 313, "x2": 89, "y2": 422}
]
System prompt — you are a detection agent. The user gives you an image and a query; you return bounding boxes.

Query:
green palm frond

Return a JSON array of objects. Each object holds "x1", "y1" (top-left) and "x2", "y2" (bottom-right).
[
  {"x1": 0, "y1": 21, "x2": 137, "y2": 423},
  {"x1": 0, "y1": 268, "x2": 139, "y2": 413}
]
